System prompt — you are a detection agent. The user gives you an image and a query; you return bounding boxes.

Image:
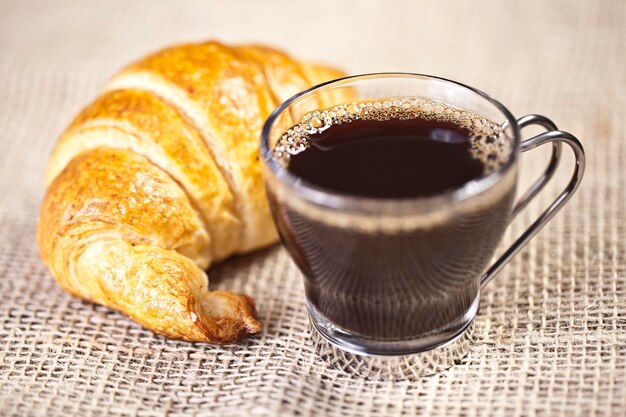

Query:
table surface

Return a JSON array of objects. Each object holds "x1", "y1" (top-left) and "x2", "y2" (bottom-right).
[{"x1": 0, "y1": 1, "x2": 625, "y2": 416}]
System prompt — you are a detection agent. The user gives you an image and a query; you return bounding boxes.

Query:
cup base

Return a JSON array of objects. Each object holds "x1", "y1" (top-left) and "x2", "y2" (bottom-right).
[{"x1": 307, "y1": 301, "x2": 476, "y2": 379}]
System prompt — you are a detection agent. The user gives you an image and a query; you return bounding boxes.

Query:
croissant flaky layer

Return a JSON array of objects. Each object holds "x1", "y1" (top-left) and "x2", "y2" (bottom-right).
[{"x1": 37, "y1": 41, "x2": 345, "y2": 343}]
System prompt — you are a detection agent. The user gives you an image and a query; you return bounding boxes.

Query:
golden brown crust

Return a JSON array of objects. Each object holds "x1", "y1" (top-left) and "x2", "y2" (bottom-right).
[
  {"x1": 38, "y1": 148, "x2": 260, "y2": 342},
  {"x1": 233, "y1": 45, "x2": 315, "y2": 105},
  {"x1": 37, "y1": 41, "x2": 345, "y2": 343},
  {"x1": 105, "y1": 41, "x2": 277, "y2": 253},
  {"x1": 46, "y1": 89, "x2": 241, "y2": 263},
  {"x1": 39, "y1": 148, "x2": 208, "y2": 299}
]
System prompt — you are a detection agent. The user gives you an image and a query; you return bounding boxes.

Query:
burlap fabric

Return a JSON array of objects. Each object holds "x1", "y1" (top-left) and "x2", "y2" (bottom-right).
[{"x1": 1, "y1": 1, "x2": 624, "y2": 416}]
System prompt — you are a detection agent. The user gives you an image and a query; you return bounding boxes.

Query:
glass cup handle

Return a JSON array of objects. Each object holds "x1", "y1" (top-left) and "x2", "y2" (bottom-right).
[{"x1": 480, "y1": 114, "x2": 586, "y2": 288}]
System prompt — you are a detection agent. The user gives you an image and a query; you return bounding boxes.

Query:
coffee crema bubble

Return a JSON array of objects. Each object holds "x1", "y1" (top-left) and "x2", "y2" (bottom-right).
[{"x1": 272, "y1": 96, "x2": 509, "y2": 175}]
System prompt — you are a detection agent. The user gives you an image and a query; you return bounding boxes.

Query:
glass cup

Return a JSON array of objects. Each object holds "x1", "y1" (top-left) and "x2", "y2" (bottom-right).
[{"x1": 260, "y1": 73, "x2": 585, "y2": 377}]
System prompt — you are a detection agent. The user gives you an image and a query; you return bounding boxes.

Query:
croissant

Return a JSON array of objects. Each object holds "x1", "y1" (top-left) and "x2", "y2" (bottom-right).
[{"x1": 37, "y1": 41, "x2": 345, "y2": 344}]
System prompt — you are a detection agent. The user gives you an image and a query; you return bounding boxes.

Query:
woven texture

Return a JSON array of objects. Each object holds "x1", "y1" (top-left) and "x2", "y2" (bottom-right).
[{"x1": 1, "y1": 1, "x2": 625, "y2": 416}]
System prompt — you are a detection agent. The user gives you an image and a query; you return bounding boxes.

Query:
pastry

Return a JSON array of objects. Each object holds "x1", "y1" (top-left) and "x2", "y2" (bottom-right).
[{"x1": 37, "y1": 41, "x2": 345, "y2": 343}]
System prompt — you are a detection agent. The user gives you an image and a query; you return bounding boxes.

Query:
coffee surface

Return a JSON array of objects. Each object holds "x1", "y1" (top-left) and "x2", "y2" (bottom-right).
[
  {"x1": 286, "y1": 117, "x2": 483, "y2": 198},
  {"x1": 273, "y1": 97, "x2": 508, "y2": 199}
]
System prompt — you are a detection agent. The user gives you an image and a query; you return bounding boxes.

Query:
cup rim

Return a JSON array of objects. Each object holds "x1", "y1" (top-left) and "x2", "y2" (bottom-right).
[{"x1": 260, "y1": 72, "x2": 521, "y2": 211}]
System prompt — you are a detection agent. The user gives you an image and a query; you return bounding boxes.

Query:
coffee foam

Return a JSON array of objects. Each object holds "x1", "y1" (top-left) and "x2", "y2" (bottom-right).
[{"x1": 272, "y1": 96, "x2": 511, "y2": 174}]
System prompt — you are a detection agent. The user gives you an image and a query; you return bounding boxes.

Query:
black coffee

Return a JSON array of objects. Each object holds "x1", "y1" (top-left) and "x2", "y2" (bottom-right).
[
  {"x1": 269, "y1": 98, "x2": 514, "y2": 341},
  {"x1": 286, "y1": 117, "x2": 484, "y2": 198}
]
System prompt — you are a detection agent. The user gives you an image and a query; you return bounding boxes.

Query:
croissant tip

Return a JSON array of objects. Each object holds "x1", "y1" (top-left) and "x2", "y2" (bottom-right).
[
  {"x1": 242, "y1": 294, "x2": 262, "y2": 334},
  {"x1": 245, "y1": 317, "x2": 262, "y2": 335}
]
